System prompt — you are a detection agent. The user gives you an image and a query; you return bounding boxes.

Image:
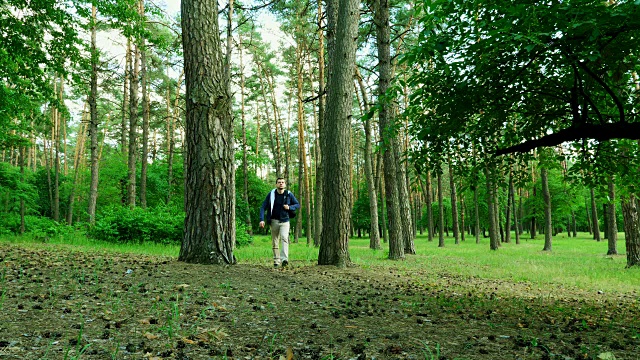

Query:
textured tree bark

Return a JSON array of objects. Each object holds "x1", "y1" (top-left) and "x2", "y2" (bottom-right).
[
  {"x1": 87, "y1": 4, "x2": 100, "y2": 223},
  {"x1": 318, "y1": 0, "x2": 358, "y2": 267},
  {"x1": 313, "y1": 0, "x2": 325, "y2": 248},
  {"x1": 622, "y1": 195, "x2": 640, "y2": 267},
  {"x1": 541, "y1": 167, "x2": 552, "y2": 251},
  {"x1": 374, "y1": 0, "x2": 404, "y2": 260},
  {"x1": 591, "y1": 187, "x2": 601, "y2": 241},
  {"x1": 179, "y1": 0, "x2": 236, "y2": 265},
  {"x1": 238, "y1": 34, "x2": 251, "y2": 235},
  {"x1": 607, "y1": 177, "x2": 617, "y2": 255}
]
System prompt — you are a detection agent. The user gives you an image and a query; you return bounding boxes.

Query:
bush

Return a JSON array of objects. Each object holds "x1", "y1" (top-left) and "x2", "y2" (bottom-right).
[
  {"x1": 89, "y1": 206, "x2": 183, "y2": 245},
  {"x1": 0, "y1": 214, "x2": 70, "y2": 238},
  {"x1": 89, "y1": 206, "x2": 253, "y2": 247}
]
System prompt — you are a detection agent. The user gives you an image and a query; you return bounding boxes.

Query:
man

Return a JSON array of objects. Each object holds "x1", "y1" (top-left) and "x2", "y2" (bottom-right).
[{"x1": 259, "y1": 178, "x2": 300, "y2": 268}]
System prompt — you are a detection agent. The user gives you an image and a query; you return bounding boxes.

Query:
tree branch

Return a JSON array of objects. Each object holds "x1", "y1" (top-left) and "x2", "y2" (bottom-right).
[{"x1": 495, "y1": 122, "x2": 640, "y2": 155}]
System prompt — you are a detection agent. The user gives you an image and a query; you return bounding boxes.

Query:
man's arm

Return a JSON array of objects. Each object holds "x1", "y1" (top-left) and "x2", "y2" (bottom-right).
[
  {"x1": 259, "y1": 195, "x2": 268, "y2": 221},
  {"x1": 288, "y1": 192, "x2": 300, "y2": 211}
]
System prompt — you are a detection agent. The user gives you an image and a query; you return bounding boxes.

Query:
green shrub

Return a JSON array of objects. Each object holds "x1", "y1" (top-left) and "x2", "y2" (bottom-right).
[
  {"x1": 89, "y1": 206, "x2": 252, "y2": 247},
  {"x1": 89, "y1": 206, "x2": 183, "y2": 245},
  {"x1": 0, "y1": 214, "x2": 70, "y2": 237}
]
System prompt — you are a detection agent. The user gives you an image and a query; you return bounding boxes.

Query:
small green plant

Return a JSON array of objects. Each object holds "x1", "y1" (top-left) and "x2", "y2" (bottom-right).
[{"x1": 420, "y1": 341, "x2": 441, "y2": 360}]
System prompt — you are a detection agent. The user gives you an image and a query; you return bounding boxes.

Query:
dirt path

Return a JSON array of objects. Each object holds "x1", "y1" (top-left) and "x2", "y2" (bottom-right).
[{"x1": 0, "y1": 244, "x2": 638, "y2": 359}]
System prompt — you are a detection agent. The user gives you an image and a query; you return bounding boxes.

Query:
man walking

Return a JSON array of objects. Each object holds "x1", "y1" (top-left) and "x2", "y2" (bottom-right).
[{"x1": 259, "y1": 178, "x2": 300, "y2": 268}]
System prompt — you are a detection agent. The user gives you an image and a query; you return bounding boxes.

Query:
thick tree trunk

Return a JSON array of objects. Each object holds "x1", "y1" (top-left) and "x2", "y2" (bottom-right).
[
  {"x1": 541, "y1": 167, "x2": 552, "y2": 251},
  {"x1": 318, "y1": 0, "x2": 358, "y2": 267},
  {"x1": 622, "y1": 195, "x2": 640, "y2": 267},
  {"x1": 87, "y1": 5, "x2": 100, "y2": 223},
  {"x1": 591, "y1": 188, "x2": 601, "y2": 241},
  {"x1": 179, "y1": 0, "x2": 236, "y2": 265},
  {"x1": 607, "y1": 177, "x2": 617, "y2": 255}
]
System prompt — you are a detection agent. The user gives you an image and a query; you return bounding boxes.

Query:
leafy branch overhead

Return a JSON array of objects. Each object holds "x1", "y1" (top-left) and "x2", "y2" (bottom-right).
[{"x1": 403, "y1": 0, "x2": 640, "y2": 156}]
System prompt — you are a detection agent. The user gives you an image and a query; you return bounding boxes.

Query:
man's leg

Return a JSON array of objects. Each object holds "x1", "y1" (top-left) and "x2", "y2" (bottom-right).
[
  {"x1": 279, "y1": 221, "x2": 290, "y2": 264},
  {"x1": 271, "y1": 220, "x2": 281, "y2": 266}
]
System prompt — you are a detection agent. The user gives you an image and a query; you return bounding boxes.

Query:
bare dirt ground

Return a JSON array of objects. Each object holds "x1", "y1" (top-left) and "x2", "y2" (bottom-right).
[{"x1": 0, "y1": 243, "x2": 639, "y2": 359}]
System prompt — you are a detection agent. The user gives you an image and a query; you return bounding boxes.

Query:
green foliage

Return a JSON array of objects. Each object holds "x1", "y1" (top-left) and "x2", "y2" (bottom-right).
[
  {"x1": 0, "y1": 214, "x2": 70, "y2": 237},
  {"x1": 89, "y1": 206, "x2": 183, "y2": 245},
  {"x1": 235, "y1": 168, "x2": 273, "y2": 232}
]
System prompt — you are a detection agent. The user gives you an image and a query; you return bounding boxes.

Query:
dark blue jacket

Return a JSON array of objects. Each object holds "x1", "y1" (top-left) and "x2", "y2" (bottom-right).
[{"x1": 259, "y1": 189, "x2": 300, "y2": 224}]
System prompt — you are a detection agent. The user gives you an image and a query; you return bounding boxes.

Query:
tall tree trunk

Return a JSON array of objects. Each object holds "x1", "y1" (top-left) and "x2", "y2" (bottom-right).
[
  {"x1": 313, "y1": 0, "x2": 325, "y2": 248},
  {"x1": 355, "y1": 69, "x2": 380, "y2": 250},
  {"x1": 67, "y1": 105, "x2": 88, "y2": 225},
  {"x1": 585, "y1": 197, "x2": 592, "y2": 234},
  {"x1": 139, "y1": 5, "x2": 150, "y2": 209},
  {"x1": 238, "y1": 34, "x2": 252, "y2": 235},
  {"x1": 460, "y1": 194, "x2": 466, "y2": 242},
  {"x1": 622, "y1": 195, "x2": 640, "y2": 267},
  {"x1": 437, "y1": 171, "x2": 445, "y2": 247},
  {"x1": 19, "y1": 146, "x2": 25, "y2": 234},
  {"x1": 295, "y1": 40, "x2": 313, "y2": 244},
  {"x1": 485, "y1": 166, "x2": 499, "y2": 250},
  {"x1": 318, "y1": 0, "x2": 358, "y2": 267},
  {"x1": 448, "y1": 157, "x2": 460, "y2": 244},
  {"x1": 87, "y1": 5, "x2": 100, "y2": 223},
  {"x1": 127, "y1": 35, "x2": 141, "y2": 209},
  {"x1": 377, "y1": 154, "x2": 389, "y2": 243},
  {"x1": 591, "y1": 187, "x2": 601, "y2": 241},
  {"x1": 121, "y1": 38, "x2": 131, "y2": 153},
  {"x1": 541, "y1": 167, "x2": 552, "y2": 251},
  {"x1": 572, "y1": 210, "x2": 577, "y2": 237},
  {"x1": 474, "y1": 186, "x2": 480, "y2": 244},
  {"x1": 510, "y1": 174, "x2": 520, "y2": 244},
  {"x1": 374, "y1": 0, "x2": 404, "y2": 260},
  {"x1": 53, "y1": 78, "x2": 61, "y2": 222},
  {"x1": 607, "y1": 177, "x2": 617, "y2": 255},
  {"x1": 179, "y1": 0, "x2": 235, "y2": 265},
  {"x1": 421, "y1": 172, "x2": 434, "y2": 242},
  {"x1": 505, "y1": 166, "x2": 513, "y2": 243}
]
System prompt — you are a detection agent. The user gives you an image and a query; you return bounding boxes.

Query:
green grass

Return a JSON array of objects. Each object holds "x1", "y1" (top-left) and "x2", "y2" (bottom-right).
[{"x1": 2, "y1": 230, "x2": 639, "y2": 294}]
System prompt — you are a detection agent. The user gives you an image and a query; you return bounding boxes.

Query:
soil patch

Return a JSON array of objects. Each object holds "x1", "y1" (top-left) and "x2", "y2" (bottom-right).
[{"x1": 0, "y1": 243, "x2": 638, "y2": 359}]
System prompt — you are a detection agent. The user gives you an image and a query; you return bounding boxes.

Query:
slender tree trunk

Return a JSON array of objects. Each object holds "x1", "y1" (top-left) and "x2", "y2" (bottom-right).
[
  {"x1": 318, "y1": 0, "x2": 358, "y2": 267},
  {"x1": 421, "y1": 172, "x2": 434, "y2": 242},
  {"x1": 19, "y1": 146, "x2": 26, "y2": 234},
  {"x1": 510, "y1": 176, "x2": 520, "y2": 244},
  {"x1": 591, "y1": 187, "x2": 601, "y2": 241},
  {"x1": 542, "y1": 167, "x2": 552, "y2": 251},
  {"x1": 121, "y1": 38, "x2": 131, "y2": 153},
  {"x1": 460, "y1": 194, "x2": 466, "y2": 242},
  {"x1": 87, "y1": 5, "x2": 100, "y2": 223},
  {"x1": 607, "y1": 177, "x2": 617, "y2": 255},
  {"x1": 238, "y1": 35, "x2": 252, "y2": 235},
  {"x1": 313, "y1": 0, "x2": 325, "y2": 248},
  {"x1": 572, "y1": 210, "x2": 577, "y2": 237},
  {"x1": 295, "y1": 40, "x2": 313, "y2": 244},
  {"x1": 53, "y1": 78, "x2": 61, "y2": 222},
  {"x1": 437, "y1": 171, "x2": 445, "y2": 247},
  {"x1": 374, "y1": 0, "x2": 404, "y2": 260},
  {"x1": 505, "y1": 166, "x2": 513, "y2": 243},
  {"x1": 622, "y1": 195, "x2": 640, "y2": 267},
  {"x1": 585, "y1": 197, "x2": 592, "y2": 234},
  {"x1": 485, "y1": 166, "x2": 499, "y2": 250},
  {"x1": 448, "y1": 157, "x2": 459, "y2": 244},
  {"x1": 377, "y1": 154, "x2": 389, "y2": 243},
  {"x1": 474, "y1": 186, "x2": 480, "y2": 244},
  {"x1": 127, "y1": 35, "x2": 140, "y2": 208},
  {"x1": 139, "y1": 6, "x2": 150, "y2": 209},
  {"x1": 179, "y1": 0, "x2": 235, "y2": 265},
  {"x1": 67, "y1": 106, "x2": 87, "y2": 225}
]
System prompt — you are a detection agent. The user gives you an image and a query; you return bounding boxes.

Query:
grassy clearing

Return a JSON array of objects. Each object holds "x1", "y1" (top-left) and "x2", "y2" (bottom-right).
[{"x1": 2, "y1": 230, "x2": 638, "y2": 294}]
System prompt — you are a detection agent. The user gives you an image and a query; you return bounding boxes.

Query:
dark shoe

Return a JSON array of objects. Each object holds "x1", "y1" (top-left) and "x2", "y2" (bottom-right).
[
  {"x1": 274, "y1": 263, "x2": 279, "y2": 268},
  {"x1": 282, "y1": 260, "x2": 289, "y2": 267}
]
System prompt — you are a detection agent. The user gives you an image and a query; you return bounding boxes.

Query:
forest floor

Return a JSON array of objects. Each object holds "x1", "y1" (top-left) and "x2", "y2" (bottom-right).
[{"x1": 0, "y1": 243, "x2": 639, "y2": 360}]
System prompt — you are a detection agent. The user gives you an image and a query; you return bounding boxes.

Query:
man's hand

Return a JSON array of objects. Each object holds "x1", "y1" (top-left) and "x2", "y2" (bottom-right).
[
  {"x1": 283, "y1": 204, "x2": 290, "y2": 210},
  {"x1": 259, "y1": 221, "x2": 265, "y2": 228}
]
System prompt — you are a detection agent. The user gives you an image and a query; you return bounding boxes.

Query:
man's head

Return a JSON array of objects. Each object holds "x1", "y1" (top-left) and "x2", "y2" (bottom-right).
[{"x1": 276, "y1": 178, "x2": 286, "y2": 190}]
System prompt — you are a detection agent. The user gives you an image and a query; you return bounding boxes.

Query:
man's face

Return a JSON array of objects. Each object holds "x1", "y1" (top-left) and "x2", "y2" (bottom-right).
[{"x1": 276, "y1": 179, "x2": 286, "y2": 189}]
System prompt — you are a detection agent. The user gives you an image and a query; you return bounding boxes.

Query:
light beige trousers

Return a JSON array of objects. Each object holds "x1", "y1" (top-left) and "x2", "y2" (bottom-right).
[{"x1": 270, "y1": 220, "x2": 290, "y2": 265}]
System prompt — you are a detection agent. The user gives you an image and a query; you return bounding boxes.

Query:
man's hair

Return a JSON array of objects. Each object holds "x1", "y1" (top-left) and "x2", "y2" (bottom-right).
[{"x1": 276, "y1": 177, "x2": 285, "y2": 183}]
